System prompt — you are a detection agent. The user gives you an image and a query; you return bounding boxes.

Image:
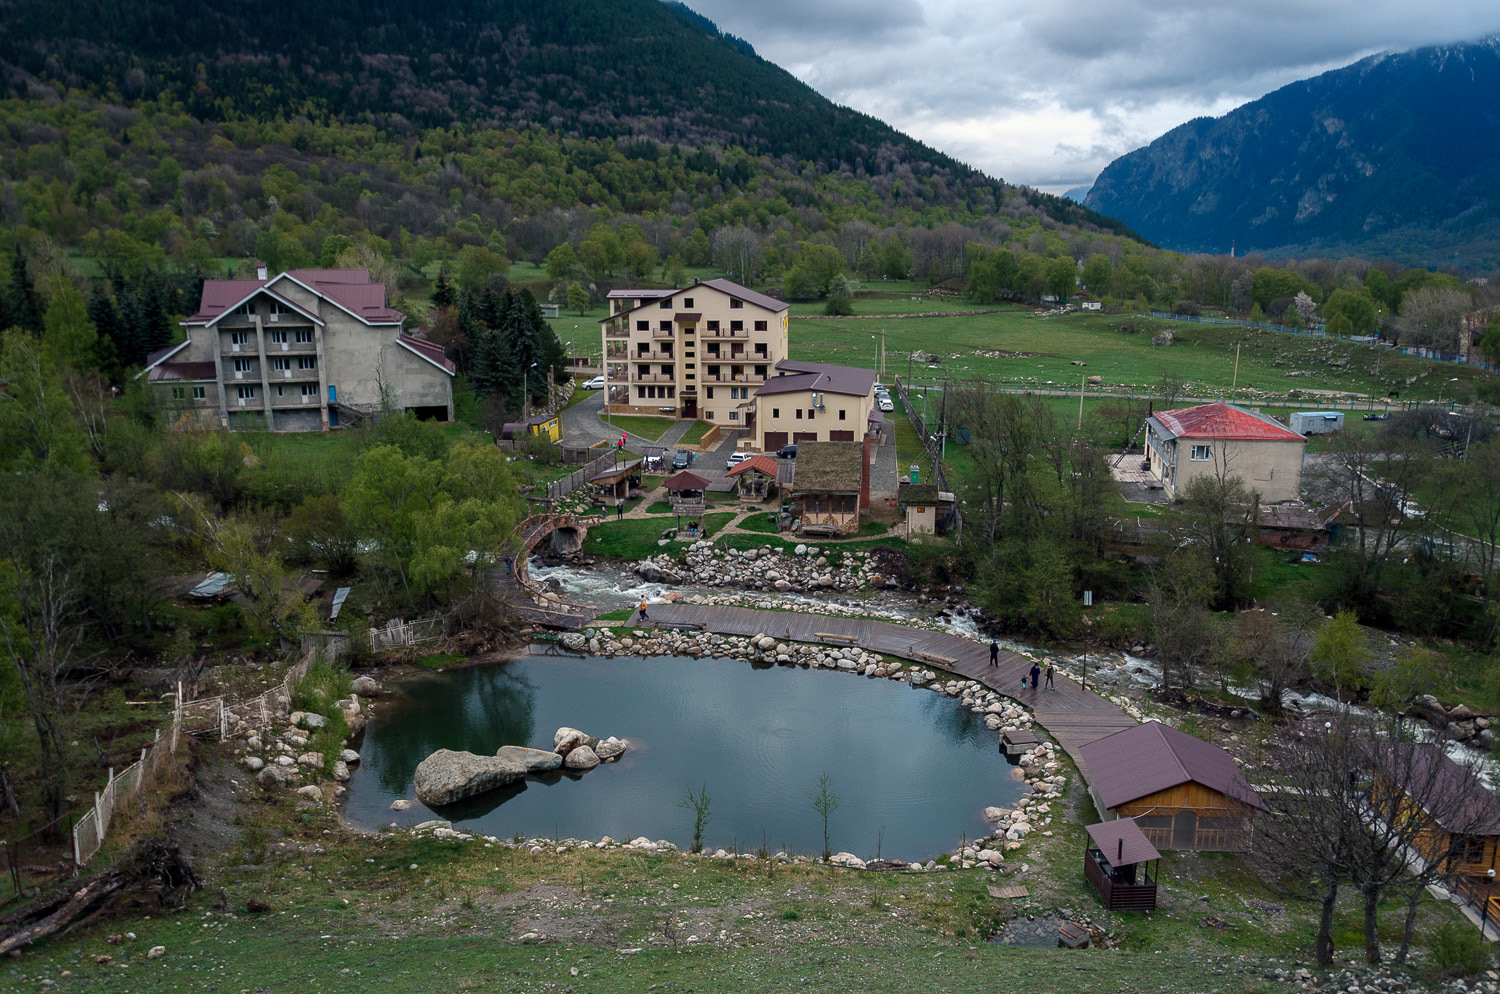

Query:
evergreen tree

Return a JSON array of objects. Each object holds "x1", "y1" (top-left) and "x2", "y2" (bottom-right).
[
  {"x1": 7, "y1": 253, "x2": 41, "y2": 334},
  {"x1": 432, "y1": 269, "x2": 456, "y2": 309}
]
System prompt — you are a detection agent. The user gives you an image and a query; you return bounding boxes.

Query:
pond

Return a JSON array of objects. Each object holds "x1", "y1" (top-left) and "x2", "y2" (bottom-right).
[{"x1": 344, "y1": 653, "x2": 1026, "y2": 861}]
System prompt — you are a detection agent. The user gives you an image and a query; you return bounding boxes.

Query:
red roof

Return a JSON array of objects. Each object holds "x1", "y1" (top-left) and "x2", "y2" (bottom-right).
[
  {"x1": 397, "y1": 334, "x2": 456, "y2": 374},
  {"x1": 1078, "y1": 721, "x2": 1265, "y2": 812},
  {"x1": 186, "y1": 269, "x2": 404, "y2": 326},
  {"x1": 1152, "y1": 403, "x2": 1304, "y2": 442},
  {"x1": 726, "y1": 455, "x2": 778, "y2": 478}
]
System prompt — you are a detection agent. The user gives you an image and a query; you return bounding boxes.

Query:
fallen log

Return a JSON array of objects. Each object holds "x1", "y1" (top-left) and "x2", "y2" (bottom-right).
[{"x1": 0, "y1": 871, "x2": 123, "y2": 955}]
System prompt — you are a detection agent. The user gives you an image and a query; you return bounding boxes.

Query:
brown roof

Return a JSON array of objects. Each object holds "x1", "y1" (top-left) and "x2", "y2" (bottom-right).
[
  {"x1": 701, "y1": 278, "x2": 788, "y2": 313},
  {"x1": 765, "y1": 360, "x2": 877, "y2": 398},
  {"x1": 186, "y1": 268, "x2": 404, "y2": 326},
  {"x1": 726, "y1": 455, "x2": 778, "y2": 478},
  {"x1": 903, "y1": 484, "x2": 940, "y2": 504},
  {"x1": 1086, "y1": 819, "x2": 1162, "y2": 867},
  {"x1": 1078, "y1": 721, "x2": 1265, "y2": 812},
  {"x1": 397, "y1": 333, "x2": 456, "y2": 374},
  {"x1": 673, "y1": 312, "x2": 702, "y2": 323},
  {"x1": 791, "y1": 441, "x2": 864, "y2": 493},
  {"x1": 665, "y1": 471, "x2": 710, "y2": 491},
  {"x1": 1371, "y1": 742, "x2": 1500, "y2": 836},
  {"x1": 1258, "y1": 503, "x2": 1326, "y2": 531},
  {"x1": 147, "y1": 361, "x2": 217, "y2": 382},
  {"x1": 592, "y1": 459, "x2": 642, "y2": 483}
]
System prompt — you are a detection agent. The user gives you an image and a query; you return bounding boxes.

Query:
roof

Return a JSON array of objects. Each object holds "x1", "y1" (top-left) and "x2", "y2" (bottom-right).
[
  {"x1": 791, "y1": 440, "x2": 864, "y2": 493},
  {"x1": 700, "y1": 278, "x2": 789, "y2": 313},
  {"x1": 1258, "y1": 504, "x2": 1326, "y2": 531},
  {"x1": 1149, "y1": 403, "x2": 1305, "y2": 443},
  {"x1": 1370, "y1": 742, "x2": 1500, "y2": 836},
  {"x1": 753, "y1": 371, "x2": 824, "y2": 398},
  {"x1": 726, "y1": 455, "x2": 779, "y2": 478},
  {"x1": 147, "y1": 361, "x2": 217, "y2": 382},
  {"x1": 769, "y1": 360, "x2": 877, "y2": 398},
  {"x1": 606, "y1": 289, "x2": 675, "y2": 300},
  {"x1": 1086, "y1": 819, "x2": 1162, "y2": 867},
  {"x1": 599, "y1": 279, "x2": 787, "y2": 321},
  {"x1": 664, "y1": 471, "x2": 710, "y2": 491},
  {"x1": 144, "y1": 341, "x2": 190, "y2": 369},
  {"x1": 591, "y1": 459, "x2": 642, "y2": 483},
  {"x1": 397, "y1": 334, "x2": 456, "y2": 374},
  {"x1": 186, "y1": 268, "x2": 404, "y2": 327},
  {"x1": 1077, "y1": 721, "x2": 1266, "y2": 812},
  {"x1": 903, "y1": 484, "x2": 940, "y2": 504}
]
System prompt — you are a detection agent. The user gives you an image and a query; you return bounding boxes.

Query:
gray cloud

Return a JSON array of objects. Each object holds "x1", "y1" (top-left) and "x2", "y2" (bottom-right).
[{"x1": 686, "y1": 0, "x2": 1500, "y2": 191}]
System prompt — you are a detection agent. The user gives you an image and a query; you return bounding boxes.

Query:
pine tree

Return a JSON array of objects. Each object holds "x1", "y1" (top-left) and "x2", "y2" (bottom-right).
[
  {"x1": 431, "y1": 269, "x2": 456, "y2": 309},
  {"x1": 8, "y1": 253, "x2": 41, "y2": 334}
]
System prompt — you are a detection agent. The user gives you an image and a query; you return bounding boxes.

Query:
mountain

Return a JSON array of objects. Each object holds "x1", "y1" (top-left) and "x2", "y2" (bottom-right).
[
  {"x1": 0, "y1": 0, "x2": 1127, "y2": 235},
  {"x1": 1062, "y1": 184, "x2": 1092, "y2": 204},
  {"x1": 1084, "y1": 38, "x2": 1500, "y2": 268}
]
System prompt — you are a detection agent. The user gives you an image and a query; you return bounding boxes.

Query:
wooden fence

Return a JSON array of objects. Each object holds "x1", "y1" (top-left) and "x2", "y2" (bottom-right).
[
  {"x1": 368, "y1": 616, "x2": 448, "y2": 650},
  {"x1": 545, "y1": 452, "x2": 618, "y2": 501}
]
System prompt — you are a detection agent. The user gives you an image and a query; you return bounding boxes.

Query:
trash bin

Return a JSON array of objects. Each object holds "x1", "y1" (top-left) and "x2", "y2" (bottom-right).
[{"x1": 909, "y1": 465, "x2": 919, "y2": 485}]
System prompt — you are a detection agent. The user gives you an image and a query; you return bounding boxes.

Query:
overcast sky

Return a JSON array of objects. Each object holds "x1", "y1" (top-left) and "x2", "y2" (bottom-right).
[{"x1": 684, "y1": 1, "x2": 1500, "y2": 195}]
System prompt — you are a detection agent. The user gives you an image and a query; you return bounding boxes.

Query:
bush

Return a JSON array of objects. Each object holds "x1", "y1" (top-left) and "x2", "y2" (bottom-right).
[
  {"x1": 1429, "y1": 920, "x2": 1492, "y2": 978},
  {"x1": 824, "y1": 293, "x2": 853, "y2": 316}
]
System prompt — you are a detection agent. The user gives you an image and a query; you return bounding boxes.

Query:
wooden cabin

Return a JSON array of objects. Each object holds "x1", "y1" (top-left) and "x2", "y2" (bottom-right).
[
  {"x1": 725, "y1": 455, "x2": 779, "y2": 503},
  {"x1": 790, "y1": 440, "x2": 866, "y2": 536},
  {"x1": 1077, "y1": 722, "x2": 1265, "y2": 852},
  {"x1": 1084, "y1": 819, "x2": 1161, "y2": 911},
  {"x1": 1368, "y1": 741, "x2": 1500, "y2": 881}
]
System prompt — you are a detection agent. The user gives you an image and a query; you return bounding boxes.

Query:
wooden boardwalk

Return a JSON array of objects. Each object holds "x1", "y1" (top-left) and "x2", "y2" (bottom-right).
[{"x1": 635, "y1": 604, "x2": 1138, "y2": 784}]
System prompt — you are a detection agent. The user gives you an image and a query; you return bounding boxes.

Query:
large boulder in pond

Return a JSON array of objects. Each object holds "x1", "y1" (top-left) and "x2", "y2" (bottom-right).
[
  {"x1": 495, "y1": 745, "x2": 563, "y2": 773},
  {"x1": 554, "y1": 727, "x2": 589, "y2": 755},
  {"x1": 595, "y1": 737, "x2": 627, "y2": 761},
  {"x1": 414, "y1": 749, "x2": 526, "y2": 806},
  {"x1": 564, "y1": 745, "x2": 600, "y2": 770}
]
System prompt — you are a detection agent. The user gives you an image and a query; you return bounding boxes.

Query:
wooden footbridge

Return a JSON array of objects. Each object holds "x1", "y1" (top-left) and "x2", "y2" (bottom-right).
[{"x1": 633, "y1": 603, "x2": 1138, "y2": 781}]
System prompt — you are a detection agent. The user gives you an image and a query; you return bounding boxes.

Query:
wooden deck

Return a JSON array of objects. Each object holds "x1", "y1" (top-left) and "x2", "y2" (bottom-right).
[{"x1": 634, "y1": 604, "x2": 1138, "y2": 784}]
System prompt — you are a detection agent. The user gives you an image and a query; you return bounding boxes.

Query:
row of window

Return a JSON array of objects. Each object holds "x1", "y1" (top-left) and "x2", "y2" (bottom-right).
[
  {"x1": 766, "y1": 408, "x2": 847, "y2": 421},
  {"x1": 169, "y1": 386, "x2": 208, "y2": 400},
  {"x1": 704, "y1": 386, "x2": 751, "y2": 400},
  {"x1": 704, "y1": 410, "x2": 740, "y2": 421},
  {"x1": 635, "y1": 386, "x2": 676, "y2": 399},
  {"x1": 229, "y1": 329, "x2": 314, "y2": 345},
  {"x1": 633, "y1": 319, "x2": 767, "y2": 333},
  {"x1": 231, "y1": 357, "x2": 317, "y2": 372},
  {"x1": 231, "y1": 384, "x2": 320, "y2": 400},
  {"x1": 658, "y1": 296, "x2": 743, "y2": 310}
]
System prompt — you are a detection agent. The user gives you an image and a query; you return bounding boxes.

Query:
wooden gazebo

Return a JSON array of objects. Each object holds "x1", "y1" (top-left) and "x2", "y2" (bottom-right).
[
  {"x1": 591, "y1": 458, "x2": 642, "y2": 502},
  {"x1": 1084, "y1": 819, "x2": 1161, "y2": 911},
  {"x1": 664, "y1": 471, "x2": 709, "y2": 517},
  {"x1": 725, "y1": 455, "x2": 779, "y2": 502}
]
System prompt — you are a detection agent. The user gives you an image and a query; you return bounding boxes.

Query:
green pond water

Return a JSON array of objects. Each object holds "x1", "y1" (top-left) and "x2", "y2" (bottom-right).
[{"x1": 345, "y1": 653, "x2": 1026, "y2": 861}]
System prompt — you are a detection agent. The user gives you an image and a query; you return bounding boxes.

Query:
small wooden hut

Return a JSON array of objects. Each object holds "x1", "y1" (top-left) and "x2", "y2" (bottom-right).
[
  {"x1": 590, "y1": 458, "x2": 642, "y2": 503},
  {"x1": 664, "y1": 471, "x2": 709, "y2": 517},
  {"x1": 725, "y1": 454, "x2": 779, "y2": 502},
  {"x1": 1369, "y1": 741, "x2": 1500, "y2": 882},
  {"x1": 1077, "y1": 722, "x2": 1265, "y2": 852},
  {"x1": 1084, "y1": 819, "x2": 1161, "y2": 911},
  {"x1": 790, "y1": 440, "x2": 865, "y2": 536}
]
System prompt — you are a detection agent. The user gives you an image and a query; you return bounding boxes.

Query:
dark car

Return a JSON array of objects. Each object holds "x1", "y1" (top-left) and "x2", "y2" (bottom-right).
[
  {"x1": 671, "y1": 450, "x2": 691, "y2": 470},
  {"x1": 777, "y1": 444, "x2": 798, "y2": 459}
]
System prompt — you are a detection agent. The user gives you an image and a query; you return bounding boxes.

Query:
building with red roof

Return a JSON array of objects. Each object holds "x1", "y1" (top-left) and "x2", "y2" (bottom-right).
[
  {"x1": 145, "y1": 264, "x2": 453, "y2": 430},
  {"x1": 1143, "y1": 402, "x2": 1307, "y2": 502}
]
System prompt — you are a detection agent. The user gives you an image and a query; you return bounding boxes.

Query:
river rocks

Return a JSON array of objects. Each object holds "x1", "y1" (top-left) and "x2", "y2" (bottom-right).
[
  {"x1": 560, "y1": 633, "x2": 587, "y2": 651},
  {"x1": 333, "y1": 761, "x2": 351, "y2": 782},
  {"x1": 564, "y1": 745, "x2": 601, "y2": 770},
  {"x1": 297, "y1": 752, "x2": 324, "y2": 768},
  {"x1": 290, "y1": 711, "x2": 328, "y2": 731},
  {"x1": 340, "y1": 749, "x2": 360, "y2": 764},
  {"x1": 496, "y1": 745, "x2": 564, "y2": 773},
  {"x1": 829, "y1": 852, "x2": 866, "y2": 869},
  {"x1": 243, "y1": 757, "x2": 264, "y2": 772},
  {"x1": 296, "y1": 785, "x2": 323, "y2": 800},
  {"x1": 983, "y1": 806, "x2": 1008, "y2": 823},
  {"x1": 391, "y1": 799, "x2": 412, "y2": 811},
  {"x1": 414, "y1": 749, "x2": 527, "y2": 806},
  {"x1": 628, "y1": 543, "x2": 902, "y2": 597},
  {"x1": 595, "y1": 737, "x2": 627, "y2": 761},
  {"x1": 351, "y1": 675, "x2": 383, "y2": 697},
  {"x1": 553, "y1": 727, "x2": 589, "y2": 754},
  {"x1": 258, "y1": 766, "x2": 288, "y2": 787}
]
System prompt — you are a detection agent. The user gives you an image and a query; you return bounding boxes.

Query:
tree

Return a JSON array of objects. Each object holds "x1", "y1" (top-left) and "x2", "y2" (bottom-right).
[
  {"x1": 1171, "y1": 470, "x2": 1259, "y2": 611},
  {"x1": 1321, "y1": 287, "x2": 1377, "y2": 336},
  {"x1": 0, "y1": 330, "x2": 90, "y2": 475},
  {"x1": 1293, "y1": 290, "x2": 1319, "y2": 325},
  {"x1": 1481, "y1": 313, "x2": 1500, "y2": 358},
  {"x1": 199, "y1": 512, "x2": 315, "y2": 644},
  {"x1": 678, "y1": 782, "x2": 712, "y2": 854},
  {"x1": 1046, "y1": 257, "x2": 1076, "y2": 301},
  {"x1": 1232, "y1": 604, "x2": 1316, "y2": 714},
  {"x1": 285, "y1": 493, "x2": 360, "y2": 577},
  {"x1": 431, "y1": 269, "x2": 456, "y2": 309},
  {"x1": 41, "y1": 282, "x2": 98, "y2": 372},
  {"x1": 455, "y1": 245, "x2": 509, "y2": 293},
  {"x1": 811, "y1": 771, "x2": 840, "y2": 862},
  {"x1": 566, "y1": 281, "x2": 590, "y2": 316},
  {"x1": 545, "y1": 243, "x2": 579, "y2": 283},
  {"x1": 1398, "y1": 285, "x2": 1471, "y2": 349},
  {"x1": 1309, "y1": 610, "x2": 1374, "y2": 697},
  {"x1": 1081, "y1": 254, "x2": 1112, "y2": 297}
]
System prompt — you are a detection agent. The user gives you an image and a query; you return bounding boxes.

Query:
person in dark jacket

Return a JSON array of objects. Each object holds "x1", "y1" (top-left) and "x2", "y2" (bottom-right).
[
  {"x1": 1045, "y1": 663, "x2": 1055, "y2": 689},
  {"x1": 1029, "y1": 662, "x2": 1041, "y2": 692},
  {"x1": 989, "y1": 640, "x2": 999, "y2": 666}
]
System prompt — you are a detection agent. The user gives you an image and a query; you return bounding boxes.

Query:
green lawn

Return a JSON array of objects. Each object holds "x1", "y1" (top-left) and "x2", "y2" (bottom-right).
[
  {"x1": 679, "y1": 420, "x2": 713, "y2": 445},
  {"x1": 603, "y1": 414, "x2": 677, "y2": 441}
]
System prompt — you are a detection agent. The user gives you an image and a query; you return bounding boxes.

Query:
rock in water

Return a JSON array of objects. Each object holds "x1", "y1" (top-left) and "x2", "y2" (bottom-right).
[
  {"x1": 351, "y1": 675, "x2": 383, "y2": 697},
  {"x1": 553, "y1": 727, "x2": 588, "y2": 755},
  {"x1": 495, "y1": 745, "x2": 564, "y2": 773},
  {"x1": 563, "y1": 745, "x2": 601, "y2": 770},
  {"x1": 414, "y1": 749, "x2": 527, "y2": 806},
  {"x1": 595, "y1": 737, "x2": 627, "y2": 761}
]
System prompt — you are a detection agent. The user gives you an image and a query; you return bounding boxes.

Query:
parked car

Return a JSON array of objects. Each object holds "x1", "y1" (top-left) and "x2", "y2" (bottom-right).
[
  {"x1": 671, "y1": 450, "x2": 691, "y2": 470},
  {"x1": 777, "y1": 444, "x2": 798, "y2": 459},
  {"x1": 878, "y1": 398, "x2": 894, "y2": 412},
  {"x1": 726, "y1": 451, "x2": 753, "y2": 470},
  {"x1": 582, "y1": 374, "x2": 606, "y2": 390}
]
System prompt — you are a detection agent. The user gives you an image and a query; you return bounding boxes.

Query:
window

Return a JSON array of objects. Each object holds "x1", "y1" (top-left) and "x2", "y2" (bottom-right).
[
  {"x1": 730, "y1": 299, "x2": 742, "y2": 309},
  {"x1": 237, "y1": 385, "x2": 256, "y2": 399},
  {"x1": 297, "y1": 357, "x2": 316, "y2": 370},
  {"x1": 730, "y1": 320, "x2": 743, "y2": 332},
  {"x1": 269, "y1": 300, "x2": 289, "y2": 316},
  {"x1": 268, "y1": 329, "x2": 287, "y2": 344},
  {"x1": 233, "y1": 358, "x2": 253, "y2": 372},
  {"x1": 192, "y1": 386, "x2": 206, "y2": 400},
  {"x1": 271, "y1": 357, "x2": 290, "y2": 371},
  {"x1": 795, "y1": 409, "x2": 803, "y2": 420},
  {"x1": 636, "y1": 320, "x2": 649, "y2": 331},
  {"x1": 707, "y1": 320, "x2": 719, "y2": 331},
  {"x1": 229, "y1": 331, "x2": 250, "y2": 346},
  {"x1": 772, "y1": 408, "x2": 780, "y2": 419},
  {"x1": 637, "y1": 387, "x2": 647, "y2": 400},
  {"x1": 300, "y1": 383, "x2": 317, "y2": 397},
  {"x1": 170, "y1": 386, "x2": 185, "y2": 400},
  {"x1": 838, "y1": 410, "x2": 846, "y2": 421},
  {"x1": 660, "y1": 299, "x2": 672, "y2": 309},
  {"x1": 705, "y1": 387, "x2": 714, "y2": 400},
  {"x1": 754, "y1": 320, "x2": 767, "y2": 331},
  {"x1": 275, "y1": 385, "x2": 285, "y2": 397},
  {"x1": 706, "y1": 410, "x2": 715, "y2": 419},
  {"x1": 682, "y1": 298, "x2": 693, "y2": 308},
  {"x1": 659, "y1": 321, "x2": 672, "y2": 332},
  {"x1": 1457, "y1": 836, "x2": 1487, "y2": 865},
  {"x1": 729, "y1": 411, "x2": 739, "y2": 421},
  {"x1": 1190, "y1": 444, "x2": 1212, "y2": 461},
  {"x1": 294, "y1": 329, "x2": 313, "y2": 344}
]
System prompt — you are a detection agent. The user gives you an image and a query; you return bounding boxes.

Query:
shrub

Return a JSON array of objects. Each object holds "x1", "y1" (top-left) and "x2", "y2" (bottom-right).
[{"x1": 1430, "y1": 920, "x2": 1491, "y2": 977}]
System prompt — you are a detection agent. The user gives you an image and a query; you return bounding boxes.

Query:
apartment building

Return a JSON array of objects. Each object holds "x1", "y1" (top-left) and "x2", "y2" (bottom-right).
[
  {"x1": 145, "y1": 265, "x2": 453, "y2": 430},
  {"x1": 1143, "y1": 402, "x2": 1306, "y2": 502},
  {"x1": 753, "y1": 360, "x2": 877, "y2": 453},
  {"x1": 599, "y1": 278, "x2": 789, "y2": 423}
]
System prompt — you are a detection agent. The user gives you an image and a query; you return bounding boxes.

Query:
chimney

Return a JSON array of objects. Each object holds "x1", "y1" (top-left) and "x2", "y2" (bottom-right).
[{"x1": 254, "y1": 260, "x2": 268, "y2": 281}]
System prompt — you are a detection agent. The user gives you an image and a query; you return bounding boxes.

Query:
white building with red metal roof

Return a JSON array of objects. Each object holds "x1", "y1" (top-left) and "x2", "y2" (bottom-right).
[
  {"x1": 1143, "y1": 402, "x2": 1307, "y2": 502},
  {"x1": 145, "y1": 264, "x2": 453, "y2": 430}
]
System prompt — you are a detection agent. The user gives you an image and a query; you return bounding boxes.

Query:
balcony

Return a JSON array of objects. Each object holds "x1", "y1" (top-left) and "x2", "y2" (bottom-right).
[
  {"x1": 629, "y1": 372, "x2": 676, "y2": 383},
  {"x1": 630, "y1": 349, "x2": 675, "y2": 361},
  {"x1": 701, "y1": 328, "x2": 749, "y2": 339},
  {"x1": 604, "y1": 324, "x2": 630, "y2": 339},
  {"x1": 270, "y1": 392, "x2": 323, "y2": 408},
  {"x1": 704, "y1": 372, "x2": 765, "y2": 383},
  {"x1": 651, "y1": 328, "x2": 676, "y2": 340}
]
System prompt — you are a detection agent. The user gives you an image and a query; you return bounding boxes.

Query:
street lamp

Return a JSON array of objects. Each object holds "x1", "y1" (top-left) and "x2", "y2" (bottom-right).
[{"x1": 523, "y1": 361, "x2": 538, "y2": 418}]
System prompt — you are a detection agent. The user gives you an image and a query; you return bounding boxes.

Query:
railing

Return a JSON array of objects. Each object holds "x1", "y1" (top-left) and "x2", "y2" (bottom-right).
[
  {"x1": 894, "y1": 375, "x2": 950, "y2": 494},
  {"x1": 704, "y1": 373, "x2": 765, "y2": 383},
  {"x1": 627, "y1": 350, "x2": 674, "y2": 361},
  {"x1": 3, "y1": 811, "x2": 75, "y2": 898},
  {"x1": 651, "y1": 329, "x2": 676, "y2": 339},
  {"x1": 701, "y1": 328, "x2": 749, "y2": 339},
  {"x1": 368, "y1": 617, "x2": 447, "y2": 650},
  {"x1": 1084, "y1": 850, "x2": 1157, "y2": 910},
  {"x1": 545, "y1": 452, "x2": 618, "y2": 501},
  {"x1": 630, "y1": 373, "x2": 675, "y2": 383}
]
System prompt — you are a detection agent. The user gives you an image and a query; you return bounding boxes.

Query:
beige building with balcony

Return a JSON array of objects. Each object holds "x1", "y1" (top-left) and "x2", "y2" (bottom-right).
[
  {"x1": 752, "y1": 360, "x2": 878, "y2": 453},
  {"x1": 1143, "y1": 402, "x2": 1307, "y2": 502},
  {"x1": 599, "y1": 278, "x2": 789, "y2": 423},
  {"x1": 145, "y1": 266, "x2": 453, "y2": 430}
]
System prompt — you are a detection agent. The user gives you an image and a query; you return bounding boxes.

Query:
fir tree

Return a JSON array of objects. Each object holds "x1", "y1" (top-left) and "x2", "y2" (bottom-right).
[
  {"x1": 431, "y1": 269, "x2": 456, "y2": 309},
  {"x1": 7, "y1": 253, "x2": 41, "y2": 334}
]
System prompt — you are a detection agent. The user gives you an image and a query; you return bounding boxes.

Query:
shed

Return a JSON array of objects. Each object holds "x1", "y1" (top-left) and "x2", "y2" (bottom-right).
[
  {"x1": 500, "y1": 413, "x2": 562, "y2": 443},
  {"x1": 1256, "y1": 503, "x2": 1330, "y2": 551},
  {"x1": 1084, "y1": 819, "x2": 1161, "y2": 910},
  {"x1": 1077, "y1": 721, "x2": 1265, "y2": 852},
  {"x1": 1288, "y1": 411, "x2": 1344, "y2": 435},
  {"x1": 789, "y1": 440, "x2": 865, "y2": 535},
  {"x1": 725, "y1": 455, "x2": 778, "y2": 502},
  {"x1": 902, "y1": 483, "x2": 957, "y2": 535}
]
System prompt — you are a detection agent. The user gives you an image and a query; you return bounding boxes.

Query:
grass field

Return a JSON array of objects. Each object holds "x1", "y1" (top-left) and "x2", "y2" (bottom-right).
[
  {"x1": 601, "y1": 414, "x2": 676, "y2": 440},
  {"x1": 679, "y1": 420, "x2": 713, "y2": 445}
]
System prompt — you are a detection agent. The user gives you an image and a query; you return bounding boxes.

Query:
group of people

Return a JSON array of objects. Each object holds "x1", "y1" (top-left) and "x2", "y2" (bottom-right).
[{"x1": 990, "y1": 640, "x2": 1054, "y2": 690}]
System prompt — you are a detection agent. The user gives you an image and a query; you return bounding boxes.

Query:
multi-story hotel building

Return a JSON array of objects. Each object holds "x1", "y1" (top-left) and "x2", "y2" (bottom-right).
[
  {"x1": 599, "y1": 278, "x2": 789, "y2": 426},
  {"x1": 144, "y1": 265, "x2": 454, "y2": 430}
]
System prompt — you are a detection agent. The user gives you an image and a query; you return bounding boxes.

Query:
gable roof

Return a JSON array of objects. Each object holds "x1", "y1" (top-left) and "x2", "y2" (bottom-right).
[
  {"x1": 397, "y1": 333, "x2": 456, "y2": 375},
  {"x1": 726, "y1": 455, "x2": 779, "y2": 478},
  {"x1": 185, "y1": 268, "x2": 404, "y2": 327},
  {"x1": 1370, "y1": 742, "x2": 1500, "y2": 836},
  {"x1": 144, "y1": 340, "x2": 190, "y2": 369},
  {"x1": 1077, "y1": 721, "x2": 1265, "y2": 812},
  {"x1": 790, "y1": 440, "x2": 864, "y2": 493},
  {"x1": 771, "y1": 360, "x2": 877, "y2": 398},
  {"x1": 598, "y1": 278, "x2": 788, "y2": 324},
  {"x1": 1086, "y1": 819, "x2": 1161, "y2": 867},
  {"x1": 700, "y1": 278, "x2": 788, "y2": 313},
  {"x1": 1149, "y1": 402, "x2": 1305, "y2": 443},
  {"x1": 147, "y1": 361, "x2": 217, "y2": 382}
]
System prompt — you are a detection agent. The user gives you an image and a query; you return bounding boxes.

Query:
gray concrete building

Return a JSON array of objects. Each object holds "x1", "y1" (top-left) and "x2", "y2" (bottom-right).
[{"x1": 145, "y1": 265, "x2": 453, "y2": 430}]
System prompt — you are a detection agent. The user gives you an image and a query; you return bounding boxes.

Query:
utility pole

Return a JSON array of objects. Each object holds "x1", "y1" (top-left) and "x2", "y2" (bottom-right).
[
  {"x1": 1078, "y1": 372, "x2": 1086, "y2": 429},
  {"x1": 1232, "y1": 343, "x2": 1240, "y2": 391}
]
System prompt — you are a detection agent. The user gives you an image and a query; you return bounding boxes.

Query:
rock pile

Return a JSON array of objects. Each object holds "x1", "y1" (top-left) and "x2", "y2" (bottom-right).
[
  {"x1": 958, "y1": 741, "x2": 1066, "y2": 869},
  {"x1": 552, "y1": 726, "x2": 629, "y2": 770},
  {"x1": 635, "y1": 543, "x2": 892, "y2": 593},
  {"x1": 229, "y1": 689, "x2": 369, "y2": 803}
]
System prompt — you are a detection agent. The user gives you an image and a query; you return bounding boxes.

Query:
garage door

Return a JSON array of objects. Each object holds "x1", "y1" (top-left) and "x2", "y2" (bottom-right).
[
  {"x1": 763, "y1": 431, "x2": 788, "y2": 451},
  {"x1": 793, "y1": 431, "x2": 819, "y2": 443},
  {"x1": 829, "y1": 430, "x2": 855, "y2": 442}
]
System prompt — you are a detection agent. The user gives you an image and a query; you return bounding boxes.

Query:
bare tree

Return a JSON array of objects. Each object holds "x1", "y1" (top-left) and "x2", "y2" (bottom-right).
[{"x1": 1398, "y1": 286, "x2": 1473, "y2": 349}]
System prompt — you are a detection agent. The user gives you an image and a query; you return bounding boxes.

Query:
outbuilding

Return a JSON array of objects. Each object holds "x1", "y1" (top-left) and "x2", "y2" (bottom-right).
[{"x1": 1288, "y1": 411, "x2": 1344, "y2": 435}]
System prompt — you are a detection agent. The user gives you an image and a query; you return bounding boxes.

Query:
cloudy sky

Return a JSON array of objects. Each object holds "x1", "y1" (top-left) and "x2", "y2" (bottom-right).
[{"x1": 685, "y1": 0, "x2": 1500, "y2": 195}]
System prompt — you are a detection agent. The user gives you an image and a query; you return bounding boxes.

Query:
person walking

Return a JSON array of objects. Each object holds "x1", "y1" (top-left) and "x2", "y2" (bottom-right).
[
  {"x1": 989, "y1": 640, "x2": 999, "y2": 667},
  {"x1": 1044, "y1": 663, "x2": 1055, "y2": 690},
  {"x1": 1029, "y1": 662, "x2": 1041, "y2": 693},
  {"x1": 616, "y1": 497, "x2": 624, "y2": 519},
  {"x1": 638, "y1": 598, "x2": 649, "y2": 621}
]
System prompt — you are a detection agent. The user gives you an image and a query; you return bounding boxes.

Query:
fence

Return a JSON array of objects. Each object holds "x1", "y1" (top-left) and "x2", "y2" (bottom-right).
[
  {"x1": 893, "y1": 375, "x2": 950, "y2": 493},
  {"x1": 1149, "y1": 311, "x2": 1500, "y2": 375},
  {"x1": 545, "y1": 452, "x2": 618, "y2": 501},
  {"x1": 367, "y1": 616, "x2": 447, "y2": 650},
  {"x1": 3, "y1": 811, "x2": 75, "y2": 899},
  {"x1": 70, "y1": 648, "x2": 322, "y2": 868}
]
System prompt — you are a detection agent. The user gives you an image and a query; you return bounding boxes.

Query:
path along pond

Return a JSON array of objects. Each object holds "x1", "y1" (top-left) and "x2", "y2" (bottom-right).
[{"x1": 344, "y1": 653, "x2": 1028, "y2": 861}]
